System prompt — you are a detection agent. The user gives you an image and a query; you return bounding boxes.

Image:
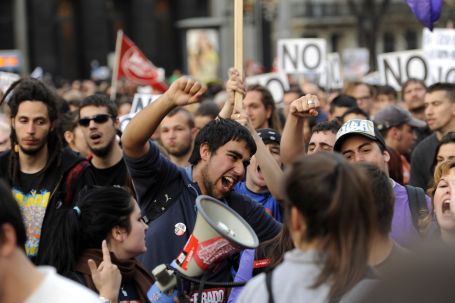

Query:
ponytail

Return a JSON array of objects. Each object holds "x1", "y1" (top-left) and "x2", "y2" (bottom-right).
[{"x1": 283, "y1": 153, "x2": 376, "y2": 300}]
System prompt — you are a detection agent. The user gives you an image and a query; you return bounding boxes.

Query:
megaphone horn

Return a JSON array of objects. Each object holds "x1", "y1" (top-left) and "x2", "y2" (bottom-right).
[{"x1": 174, "y1": 195, "x2": 259, "y2": 277}]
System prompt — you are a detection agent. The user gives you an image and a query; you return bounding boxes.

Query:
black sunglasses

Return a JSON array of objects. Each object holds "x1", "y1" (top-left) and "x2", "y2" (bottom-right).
[{"x1": 79, "y1": 114, "x2": 112, "y2": 127}]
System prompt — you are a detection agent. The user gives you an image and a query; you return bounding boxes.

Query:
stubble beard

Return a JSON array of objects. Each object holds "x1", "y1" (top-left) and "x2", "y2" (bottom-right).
[{"x1": 89, "y1": 137, "x2": 115, "y2": 158}]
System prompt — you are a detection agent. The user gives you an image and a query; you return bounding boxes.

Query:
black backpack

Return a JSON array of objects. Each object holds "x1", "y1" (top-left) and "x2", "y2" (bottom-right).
[{"x1": 405, "y1": 185, "x2": 430, "y2": 236}]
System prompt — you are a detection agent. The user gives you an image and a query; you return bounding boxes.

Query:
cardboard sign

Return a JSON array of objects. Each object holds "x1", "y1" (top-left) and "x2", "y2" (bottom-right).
[
  {"x1": 118, "y1": 113, "x2": 136, "y2": 133},
  {"x1": 0, "y1": 71, "x2": 20, "y2": 93},
  {"x1": 320, "y1": 53, "x2": 343, "y2": 89},
  {"x1": 423, "y1": 28, "x2": 455, "y2": 62},
  {"x1": 422, "y1": 28, "x2": 455, "y2": 83},
  {"x1": 377, "y1": 50, "x2": 429, "y2": 90},
  {"x1": 245, "y1": 72, "x2": 289, "y2": 103},
  {"x1": 378, "y1": 49, "x2": 455, "y2": 89},
  {"x1": 277, "y1": 39, "x2": 326, "y2": 74},
  {"x1": 130, "y1": 93, "x2": 161, "y2": 114}
]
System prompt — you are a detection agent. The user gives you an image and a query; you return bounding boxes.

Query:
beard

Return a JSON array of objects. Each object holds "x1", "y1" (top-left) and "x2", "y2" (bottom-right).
[
  {"x1": 89, "y1": 139, "x2": 114, "y2": 158},
  {"x1": 201, "y1": 164, "x2": 223, "y2": 199},
  {"x1": 166, "y1": 141, "x2": 192, "y2": 158},
  {"x1": 19, "y1": 140, "x2": 47, "y2": 156}
]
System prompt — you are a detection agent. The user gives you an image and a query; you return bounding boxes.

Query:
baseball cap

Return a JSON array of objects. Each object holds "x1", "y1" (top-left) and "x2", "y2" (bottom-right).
[
  {"x1": 373, "y1": 105, "x2": 426, "y2": 130},
  {"x1": 334, "y1": 119, "x2": 386, "y2": 152},
  {"x1": 257, "y1": 128, "x2": 281, "y2": 145}
]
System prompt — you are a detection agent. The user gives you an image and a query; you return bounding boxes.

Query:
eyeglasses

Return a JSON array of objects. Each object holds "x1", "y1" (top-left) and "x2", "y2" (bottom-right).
[
  {"x1": 140, "y1": 215, "x2": 150, "y2": 225},
  {"x1": 78, "y1": 114, "x2": 112, "y2": 127}
]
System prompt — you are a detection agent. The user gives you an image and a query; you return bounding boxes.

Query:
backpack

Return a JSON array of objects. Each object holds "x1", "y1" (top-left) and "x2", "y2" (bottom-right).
[{"x1": 405, "y1": 185, "x2": 429, "y2": 236}]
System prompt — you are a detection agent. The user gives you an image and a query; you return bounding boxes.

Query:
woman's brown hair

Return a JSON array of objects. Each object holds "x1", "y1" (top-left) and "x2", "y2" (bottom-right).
[{"x1": 282, "y1": 152, "x2": 377, "y2": 301}]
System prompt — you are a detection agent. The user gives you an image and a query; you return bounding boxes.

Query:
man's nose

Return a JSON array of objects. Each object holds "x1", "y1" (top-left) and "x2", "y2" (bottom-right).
[{"x1": 26, "y1": 122, "x2": 35, "y2": 134}]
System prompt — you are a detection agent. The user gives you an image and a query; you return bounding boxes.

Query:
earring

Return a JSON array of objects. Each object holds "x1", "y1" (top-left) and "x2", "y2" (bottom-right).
[{"x1": 14, "y1": 144, "x2": 19, "y2": 153}]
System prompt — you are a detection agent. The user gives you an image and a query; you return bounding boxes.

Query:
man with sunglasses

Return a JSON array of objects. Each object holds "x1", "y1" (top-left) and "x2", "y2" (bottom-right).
[
  {"x1": 0, "y1": 78, "x2": 89, "y2": 265},
  {"x1": 78, "y1": 94, "x2": 133, "y2": 190}
]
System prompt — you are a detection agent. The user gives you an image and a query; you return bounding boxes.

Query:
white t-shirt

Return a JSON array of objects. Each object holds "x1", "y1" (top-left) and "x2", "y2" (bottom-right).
[{"x1": 25, "y1": 266, "x2": 100, "y2": 303}]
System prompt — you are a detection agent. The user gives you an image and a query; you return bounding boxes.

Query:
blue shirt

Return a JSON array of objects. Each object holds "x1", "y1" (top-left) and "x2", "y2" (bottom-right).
[{"x1": 234, "y1": 182, "x2": 282, "y2": 222}]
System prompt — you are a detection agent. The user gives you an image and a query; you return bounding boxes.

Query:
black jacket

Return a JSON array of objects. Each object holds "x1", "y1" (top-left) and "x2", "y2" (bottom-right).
[{"x1": 0, "y1": 148, "x2": 89, "y2": 264}]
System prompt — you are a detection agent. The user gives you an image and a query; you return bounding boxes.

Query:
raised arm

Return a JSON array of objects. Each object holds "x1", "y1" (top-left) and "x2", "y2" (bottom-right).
[
  {"x1": 233, "y1": 109, "x2": 284, "y2": 200},
  {"x1": 121, "y1": 77, "x2": 206, "y2": 159},
  {"x1": 280, "y1": 94, "x2": 320, "y2": 165},
  {"x1": 218, "y1": 68, "x2": 245, "y2": 119}
]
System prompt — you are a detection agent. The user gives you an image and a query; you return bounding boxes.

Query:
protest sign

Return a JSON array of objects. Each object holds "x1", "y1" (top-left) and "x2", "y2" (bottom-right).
[
  {"x1": 320, "y1": 53, "x2": 343, "y2": 89},
  {"x1": 131, "y1": 93, "x2": 161, "y2": 114},
  {"x1": 277, "y1": 39, "x2": 326, "y2": 74},
  {"x1": 245, "y1": 72, "x2": 289, "y2": 103},
  {"x1": 0, "y1": 71, "x2": 20, "y2": 93},
  {"x1": 378, "y1": 50, "x2": 429, "y2": 90},
  {"x1": 422, "y1": 28, "x2": 455, "y2": 83}
]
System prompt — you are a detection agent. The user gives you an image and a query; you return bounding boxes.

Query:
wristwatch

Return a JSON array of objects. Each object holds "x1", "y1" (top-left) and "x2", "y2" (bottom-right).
[{"x1": 99, "y1": 296, "x2": 114, "y2": 303}]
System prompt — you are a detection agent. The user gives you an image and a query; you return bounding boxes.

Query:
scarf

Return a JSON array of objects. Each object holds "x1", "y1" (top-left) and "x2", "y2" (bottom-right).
[{"x1": 75, "y1": 249, "x2": 154, "y2": 302}]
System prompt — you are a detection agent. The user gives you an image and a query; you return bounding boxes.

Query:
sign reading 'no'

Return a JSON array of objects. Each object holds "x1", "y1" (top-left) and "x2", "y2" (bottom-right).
[{"x1": 277, "y1": 39, "x2": 326, "y2": 74}]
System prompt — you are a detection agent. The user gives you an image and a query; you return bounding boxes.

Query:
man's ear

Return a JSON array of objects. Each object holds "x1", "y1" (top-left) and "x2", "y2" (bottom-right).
[
  {"x1": 63, "y1": 130, "x2": 75, "y2": 145},
  {"x1": 10, "y1": 118, "x2": 15, "y2": 130},
  {"x1": 0, "y1": 224, "x2": 18, "y2": 258},
  {"x1": 199, "y1": 142, "x2": 210, "y2": 161},
  {"x1": 383, "y1": 149, "x2": 391, "y2": 163},
  {"x1": 114, "y1": 117, "x2": 120, "y2": 129},
  {"x1": 389, "y1": 127, "x2": 401, "y2": 140}
]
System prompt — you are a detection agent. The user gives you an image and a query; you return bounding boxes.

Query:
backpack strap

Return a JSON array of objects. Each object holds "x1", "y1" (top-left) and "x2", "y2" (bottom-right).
[
  {"x1": 405, "y1": 185, "x2": 429, "y2": 236},
  {"x1": 64, "y1": 159, "x2": 89, "y2": 207},
  {"x1": 265, "y1": 270, "x2": 275, "y2": 303}
]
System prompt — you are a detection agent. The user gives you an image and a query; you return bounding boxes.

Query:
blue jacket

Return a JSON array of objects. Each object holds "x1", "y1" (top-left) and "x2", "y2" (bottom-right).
[{"x1": 125, "y1": 141, "x2": 281, "y2": 280}]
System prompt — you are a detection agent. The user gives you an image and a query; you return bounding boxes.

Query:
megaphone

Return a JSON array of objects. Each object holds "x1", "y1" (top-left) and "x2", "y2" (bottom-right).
[
  {"x1": 149, "y1": 195, "x2": 259, "y2": 300},
  {"x1": 174, "y1": 195, "x2": 259, "y2": 277}
]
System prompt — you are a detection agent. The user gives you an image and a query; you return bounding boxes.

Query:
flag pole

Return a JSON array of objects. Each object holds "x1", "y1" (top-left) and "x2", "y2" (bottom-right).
[
  {"x1": 110, "y1": 30, "x2": 123, "y2": 101},
  {"x1": 234, "y1": 0, "x2": 244, "y2": 113}
]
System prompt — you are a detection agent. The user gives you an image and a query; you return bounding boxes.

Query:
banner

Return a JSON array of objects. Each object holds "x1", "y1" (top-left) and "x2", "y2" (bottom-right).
[{"x1": 113, "y1": 31, "x2": 167, "y2": 93}]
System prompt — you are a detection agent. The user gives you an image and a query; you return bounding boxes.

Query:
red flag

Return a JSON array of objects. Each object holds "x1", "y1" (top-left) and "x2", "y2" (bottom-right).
[{"x1": 114, "y1": 31, "x2": 167, "y2": 92}]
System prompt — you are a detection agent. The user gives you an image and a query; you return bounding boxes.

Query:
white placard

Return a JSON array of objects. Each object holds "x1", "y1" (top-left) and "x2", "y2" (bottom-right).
[
  {"x1": 320, "y1": 53, "x2": 343, "y2": 89},
  {"x1": 130, "y1": 93, "x2": 161, "y2": 114},
  {"x1": 119, "y1": 113, "x2": 136, "y2": 133},
  {"x1": 377, "y1": 50, "x2": 429, "y2": 90},
  {"x1": 277, "y1": 39, "x2": 326, "y2": 74},
  {"x1": 245, "y1": 72, "x2": 290, "y2": 103},
  {"x1": 422, "y1": 28, "x2": 455, "y2": 83},
  {"x1": 0, "y1": 71, "x2": 20, "y2": 93}
]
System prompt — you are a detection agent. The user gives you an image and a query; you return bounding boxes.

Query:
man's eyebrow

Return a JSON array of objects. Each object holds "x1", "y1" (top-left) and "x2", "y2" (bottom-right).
[
  {"x1": 358, "y1": 142, "x2": 372, "y2": 149},
  {"x1": 227, "y1": 150, "x2": 243, "y2": 159},
  {"x1": 320, "y1": 142, "x2": 333, "y2": 148}
]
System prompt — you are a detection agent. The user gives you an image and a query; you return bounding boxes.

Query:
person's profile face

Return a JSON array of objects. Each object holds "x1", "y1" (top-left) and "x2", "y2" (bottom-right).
[{"x1": 433, "y1": 168, "x2": 455, "y2": 233}]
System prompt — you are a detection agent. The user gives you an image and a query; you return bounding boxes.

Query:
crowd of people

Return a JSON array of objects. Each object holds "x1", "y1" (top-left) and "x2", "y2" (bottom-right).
[{"x1": 0, "y1": 65, "x2": 455, "y2": 303}]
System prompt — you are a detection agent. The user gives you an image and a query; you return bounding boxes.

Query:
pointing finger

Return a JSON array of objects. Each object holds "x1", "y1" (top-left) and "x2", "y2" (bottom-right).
[{"x1": 101, "y1": 240, "x2": 112, "y2": 265}]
